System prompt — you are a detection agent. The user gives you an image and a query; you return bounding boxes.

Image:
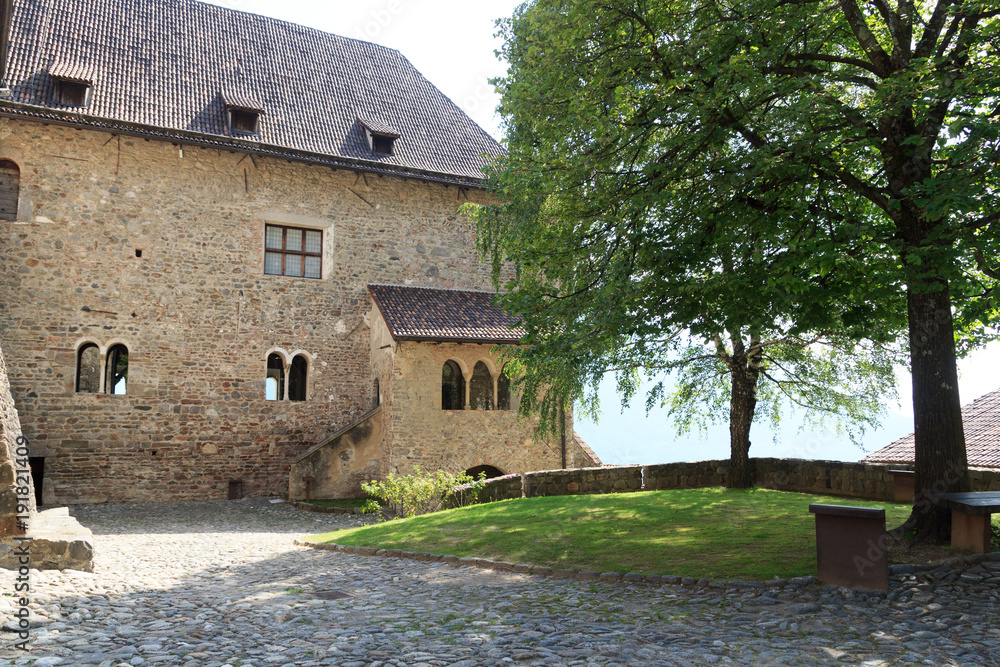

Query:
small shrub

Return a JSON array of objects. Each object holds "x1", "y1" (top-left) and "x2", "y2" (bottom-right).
[{"x1": 362, "y1": 466, "x2": 485, "y2": 520}]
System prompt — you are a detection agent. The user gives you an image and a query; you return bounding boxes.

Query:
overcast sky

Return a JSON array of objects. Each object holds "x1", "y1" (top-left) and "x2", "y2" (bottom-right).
[{"x1": 204, "y1": 0, "x2": 1000, "y2": 466}]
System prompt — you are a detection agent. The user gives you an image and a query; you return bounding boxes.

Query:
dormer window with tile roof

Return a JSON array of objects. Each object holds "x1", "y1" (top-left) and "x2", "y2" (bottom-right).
[
  {"x1": 227, "y1": 107, "x2": 262, "y2": 136},
  {"x1": 50, "y1": 62, "x2": 95, "y2": 108},
  {"x1": 358, "y1": 118, "x2": 400, "y2": 156}
]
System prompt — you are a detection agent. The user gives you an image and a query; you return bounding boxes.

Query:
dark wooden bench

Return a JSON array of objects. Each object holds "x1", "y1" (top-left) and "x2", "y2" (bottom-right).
[
  {"x1": 931, "y1": 492, "x2": 1000, "y2": 553},
  {"x1": 809, "y1": 504, "x2": 889, "y2": 590},
  {"x1": 889, "y1": 469, "x2": 915, "y2": 502}
]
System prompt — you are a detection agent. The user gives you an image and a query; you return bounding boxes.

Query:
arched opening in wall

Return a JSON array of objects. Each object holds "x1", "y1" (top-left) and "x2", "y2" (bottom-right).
[
  {"x1": 76, "y1": 343, "x2": 101, "y2": 393},
  {"x1": 105, "y1": 344, "x2": 129, "y2": 395},
  {"x1": 289, "y1": 355, "x2": 308, "y2": 402},
  {"x1": 0, "y1": 160, "x2": 19, "y2": 222},
  {"x1": 469, "y1": 361, "x2": 494, "y2": 410},
  {"x1": 373, "y1": 378, "x2": 380, "y2": 408},
  {"x1": 466, "y1": 465, "x2": 505, "y2": 480},
  {"x1": 497, "y1": 365, "x2": 512, "y2": 411},
  {"x1": 266, "y1": 354, "x2": 285, "y2": 401},
  {"x1": 441, "y1": 360, "x2": 465, "y2": 410}
]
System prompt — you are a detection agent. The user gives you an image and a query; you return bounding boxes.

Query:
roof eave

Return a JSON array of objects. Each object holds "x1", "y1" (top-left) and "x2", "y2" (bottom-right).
[{"x1": 0, "y1": 101, "x2": 489, "y2": 189}]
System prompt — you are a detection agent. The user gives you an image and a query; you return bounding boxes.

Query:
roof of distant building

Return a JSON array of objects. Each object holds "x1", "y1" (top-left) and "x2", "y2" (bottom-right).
[
  {"x1": 368, "y1": 284, "x2": 524, "y2": 344},
  {"x1": 0, "y1": 0, "x2": 502, "y2": 186},
  {"x1": 863, "y1": 387, "x2": 1000, "y2": 469}
]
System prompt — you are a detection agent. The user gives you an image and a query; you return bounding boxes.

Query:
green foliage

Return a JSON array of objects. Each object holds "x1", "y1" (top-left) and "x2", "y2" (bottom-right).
[
  {"x1": 466, "y1": 0, "x2": 1000, "y2": 458},
  {"x1": 361, "y1": 466, "x2": 483, "y2": 520}
]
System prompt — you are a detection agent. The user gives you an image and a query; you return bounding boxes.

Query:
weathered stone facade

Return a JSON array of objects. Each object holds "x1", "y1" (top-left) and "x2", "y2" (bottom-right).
[{"x1": 0, "y1": 116, "x2": 536, "y2": 504}]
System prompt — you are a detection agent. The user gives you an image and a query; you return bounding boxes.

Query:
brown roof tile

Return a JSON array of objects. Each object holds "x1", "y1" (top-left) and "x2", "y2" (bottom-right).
[
  {"x1": 863, "y1": 387, "x2": 1000, "y2": 469},
  {"x1": 1, "y1": 0, "x2": 502, "y2": 185},
  {"x1": 369, "y1": 284, "x2": 524, "y2": 344}
]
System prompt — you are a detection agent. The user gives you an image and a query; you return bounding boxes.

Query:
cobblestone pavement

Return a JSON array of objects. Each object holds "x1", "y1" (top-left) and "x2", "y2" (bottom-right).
[{"x1": 0, "y1": 499, "x2": 998, "y2": 666}]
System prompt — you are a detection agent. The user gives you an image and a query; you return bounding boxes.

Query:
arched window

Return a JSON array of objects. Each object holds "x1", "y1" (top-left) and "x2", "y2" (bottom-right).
[
  {"x1": 469, "y1": 361, "x2": 494, "y2": 411},
  {"x1": 497, "y1": 365, "x2": 512, "y2": 411},
  {"x1": 442, "y1": 360, "x2": 465, "y2": 410},
  {"x1": 266, "y1": 353, "x2": 285, "y2": 401},
  {"x1": 76, "y1": 343, "x2": 100, "y2": 393},
  {"x1": 373, "y1": 378, "x2": 380, "y2": 407},
  {"x1": 289, "y1": 355, "x2": 308, "y2": 402},
  {"x1": 0, "y1": 160, "x2": 19, "y2": 222},
  {"x1": 105, "y1": 344, "x2": 129, "y2": 395}
]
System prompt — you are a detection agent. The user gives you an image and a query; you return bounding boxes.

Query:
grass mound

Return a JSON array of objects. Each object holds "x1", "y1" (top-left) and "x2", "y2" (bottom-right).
[{"x1": 307, "y1": 487, "x2": 926, "y2": 580}]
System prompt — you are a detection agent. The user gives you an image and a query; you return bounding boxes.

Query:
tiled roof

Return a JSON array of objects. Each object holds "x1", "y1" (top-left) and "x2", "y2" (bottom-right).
[
  {"x1": 368, "y1": 284, "x2": 524, "y2": 344},
  {"x1": 574, "y1": 432, "x2": 603, "y2": 467},
  {"x1": 863, "y1": 388, "x2": 1000, "y2": 469},
  {"x1": 1, "y1": 0, "x2": 502, "y2": 185}
]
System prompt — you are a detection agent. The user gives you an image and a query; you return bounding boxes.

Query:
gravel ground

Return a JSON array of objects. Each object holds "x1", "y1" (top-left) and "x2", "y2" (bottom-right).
[{"x1": 0, "y1": 499, "x2": 998, "y2": 666}]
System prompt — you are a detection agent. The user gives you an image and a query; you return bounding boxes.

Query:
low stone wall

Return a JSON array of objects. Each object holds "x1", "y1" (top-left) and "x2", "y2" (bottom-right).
[
  {"x1": 455, "y1": 457, "x2": 1000, "y2": 506},
  {"x1": 523, "y1": 465, "x2": 643, "y2": 498},
  {"x1": 645, "y1": 460, "x2": 729, "y2": 490},
  {"x1": 450, "y1": 474, "x2": 523, "y2": 507}
]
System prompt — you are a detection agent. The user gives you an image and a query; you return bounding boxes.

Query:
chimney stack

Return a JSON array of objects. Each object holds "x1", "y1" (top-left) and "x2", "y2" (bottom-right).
[{"x1": 0, "y1": 0, "x2": 12, "y2": 97}]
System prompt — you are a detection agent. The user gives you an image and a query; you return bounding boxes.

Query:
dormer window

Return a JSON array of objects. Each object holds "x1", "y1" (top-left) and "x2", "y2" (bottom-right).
[
  {"x1": 229, "y1": 108, "x2": 260, "y2": 135},
  {"x1": 50, "y1": 62, "x2": 95, "y2": 109},
  {"x1": 358, "y1": 117, "x2": 400, "y2": 156},
  {"x1": 56, "y1": 80, "x2": 90, "y2": 107}
]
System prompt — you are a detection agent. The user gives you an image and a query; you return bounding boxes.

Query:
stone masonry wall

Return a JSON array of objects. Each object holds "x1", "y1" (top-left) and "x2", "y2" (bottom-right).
[
  {"x1": 524, "y1": 465, "x2": 643, "y2": 497},
  {"x1": 0, "y1": 116, "x2": 498, "y2": 503},
  {"x1": 387, "y1": 341, "x2": 592, "y2": 478}
]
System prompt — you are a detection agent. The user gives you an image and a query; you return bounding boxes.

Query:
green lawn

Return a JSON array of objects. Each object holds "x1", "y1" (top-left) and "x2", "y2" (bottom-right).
[{"x1": 307, "y1": 487, "x2": 930, "y2": 580}]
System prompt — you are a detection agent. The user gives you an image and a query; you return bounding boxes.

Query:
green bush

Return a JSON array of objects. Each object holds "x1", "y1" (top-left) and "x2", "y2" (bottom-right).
[{"x1": 361, "y1": 466, "x2": 486, "y2": 520}]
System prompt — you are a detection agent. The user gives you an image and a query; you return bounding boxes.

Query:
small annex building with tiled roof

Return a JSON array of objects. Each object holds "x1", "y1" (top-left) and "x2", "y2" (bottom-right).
[
  {"x1": 0, "y1": 0, "x2": 597, "y2": 506},
  {"x1": 863, "y1": 388, "x2": 1000, "y2": 469}
]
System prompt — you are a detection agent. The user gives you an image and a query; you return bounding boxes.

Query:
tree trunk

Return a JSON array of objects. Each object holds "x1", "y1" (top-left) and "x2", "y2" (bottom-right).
[
  {"x1": 727, "y1": 364, "x2": 756, "y2": 489},
  {"x1": 903, "y1": 282, "x2": 970, "y2": 543}
]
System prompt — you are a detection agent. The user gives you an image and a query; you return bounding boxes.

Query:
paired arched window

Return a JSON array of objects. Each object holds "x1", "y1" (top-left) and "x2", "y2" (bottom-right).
[
  {"x1": 498, "y1": 366, "x2": 512, "y2": 411},
  {"x1": 106, "y1": 345, "x2": 129, "y2": 395},
  {"x1": 76, "y1": 344, "x2": 101, "y2": 393},
  {"x1": 266, "y1": 354, "x2": 285, "y2": 401},
  {"x1": 75, "y1": 342, "x2": 129, "y2": 395},
  {"x1": 289, "y1": 355, "x2": 308, "y2": 402},
  {"x1": 0, "y1": 160, "x2": 19, "y2": 222},
  {"x1": 441, "y1": 360, "x2": 465, "y2": 410},
  {"x1": 469, "y1": 361, "x2": 494, "y2": 411},
  {"x1": 441, "y1": 360, "x2": 513, "y2": 411},
  {"x1": 266, "y1": 351, "x2": 309, "y2": 401}
]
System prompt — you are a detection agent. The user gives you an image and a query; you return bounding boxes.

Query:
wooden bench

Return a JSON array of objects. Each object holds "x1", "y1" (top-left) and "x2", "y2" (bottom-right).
[
  {"x1": 889, "y1": 469, "x2": 915, "y2": 502},
  {"x1": 809, "y1": 504, "x2": 889, "y2": 591},
  {"x1": 931, "y1": 492, "x2": 1000, "y2": 553}
]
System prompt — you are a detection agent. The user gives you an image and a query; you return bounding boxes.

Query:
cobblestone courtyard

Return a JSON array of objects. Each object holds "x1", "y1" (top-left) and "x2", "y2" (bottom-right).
[{"x1": 0, "y1": 499, "x2": 998, "y2": 666}]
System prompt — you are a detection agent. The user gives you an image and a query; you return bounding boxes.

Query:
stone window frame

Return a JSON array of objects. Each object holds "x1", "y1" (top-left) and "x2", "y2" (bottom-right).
[
  {"x1": 263, "y1": 224, "x2": 323, "y2": 280},
  {"x1": 264, "y1": 347, "x2": 313, "y2": 402},
  {"x1": 73, "y1": 339, "x2": 131, "y2": 396}
]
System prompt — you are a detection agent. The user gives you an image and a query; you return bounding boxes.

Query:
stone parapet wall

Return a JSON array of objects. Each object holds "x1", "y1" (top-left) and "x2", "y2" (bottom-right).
[
  {"x1": 523, "y1": 465, "x2": 643, "y2": 498},
  {"x1": 458, "y1": 458, "x2": 1000, "y2": 505},
  {"x1": 645, "y1": 460, "x2": 729, "y2": 490}
]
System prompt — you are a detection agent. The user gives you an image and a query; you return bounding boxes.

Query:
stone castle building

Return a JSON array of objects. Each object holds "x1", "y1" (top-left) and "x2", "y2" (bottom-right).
[{"x1": 0, "y1": 0, "x2": 597, "y2": 505}]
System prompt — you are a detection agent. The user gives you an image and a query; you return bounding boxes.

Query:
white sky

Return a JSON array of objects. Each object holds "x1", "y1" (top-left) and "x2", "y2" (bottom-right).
[{"x1": 203, "y1": 0, "x2": 1000, "y2": 465}]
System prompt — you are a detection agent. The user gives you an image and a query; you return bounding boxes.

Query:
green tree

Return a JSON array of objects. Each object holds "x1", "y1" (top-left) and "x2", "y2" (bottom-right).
[{"x1": 470, "y1": 0, "x2": 1000, "y2": 540}]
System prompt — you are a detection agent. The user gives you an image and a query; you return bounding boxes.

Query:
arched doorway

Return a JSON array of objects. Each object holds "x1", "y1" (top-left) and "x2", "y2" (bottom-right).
[{"x1": 466, "y1": 465, "x2": 505, "y2": 480}]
